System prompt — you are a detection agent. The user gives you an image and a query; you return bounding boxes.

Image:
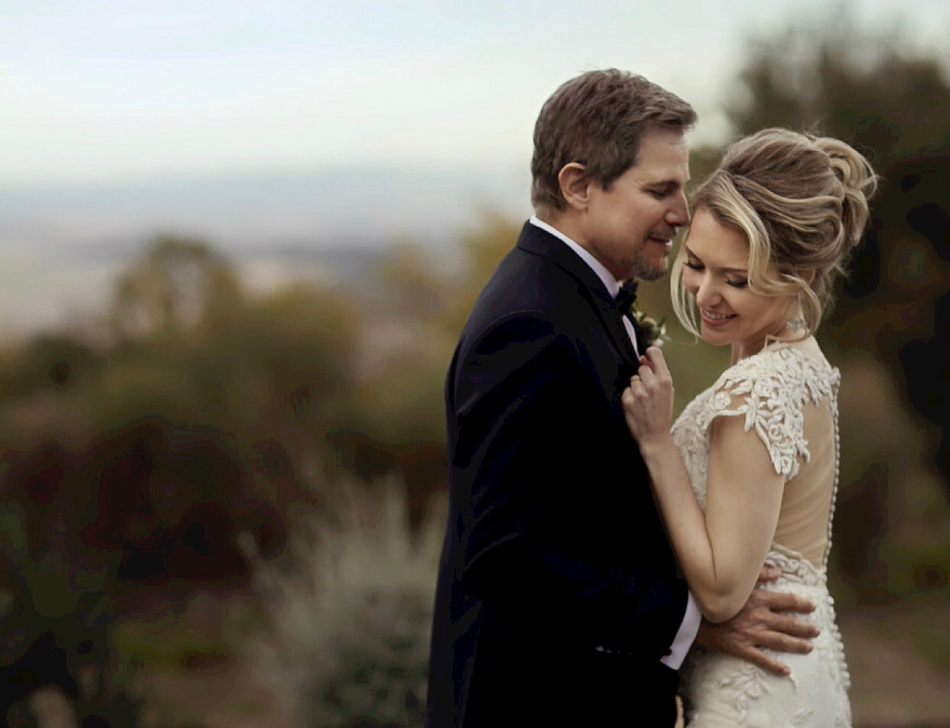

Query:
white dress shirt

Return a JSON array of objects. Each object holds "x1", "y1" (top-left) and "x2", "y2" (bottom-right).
[{"x1": 528, "y1": 217, "x2": 701, "y2": 669}]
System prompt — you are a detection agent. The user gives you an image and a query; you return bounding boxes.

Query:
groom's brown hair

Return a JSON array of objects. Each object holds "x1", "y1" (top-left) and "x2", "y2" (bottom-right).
[{"x1": 531, "y1": 69, "x2": 696, "y2": 216}]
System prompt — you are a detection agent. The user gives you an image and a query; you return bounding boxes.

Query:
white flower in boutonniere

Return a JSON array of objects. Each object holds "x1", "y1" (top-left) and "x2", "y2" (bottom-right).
[{"x1": 631, "y1": 305, "x2": 669, "y2": 348}]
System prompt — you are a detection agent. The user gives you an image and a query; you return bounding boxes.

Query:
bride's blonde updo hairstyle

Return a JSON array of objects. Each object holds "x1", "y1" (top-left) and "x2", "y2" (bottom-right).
[{"x1": 671, "y1": 128, "x2": 877, "y2": 339}]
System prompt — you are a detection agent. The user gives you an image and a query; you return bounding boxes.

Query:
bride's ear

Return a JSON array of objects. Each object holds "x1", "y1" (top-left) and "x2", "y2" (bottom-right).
[{"x1": 558, "y1": 163, "x2": 590, "y2": 211}]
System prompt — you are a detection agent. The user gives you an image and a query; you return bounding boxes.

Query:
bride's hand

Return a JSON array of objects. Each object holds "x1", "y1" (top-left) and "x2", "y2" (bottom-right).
[{"x1": 621, "y1": 346, "x2": 675, "y2": 447}]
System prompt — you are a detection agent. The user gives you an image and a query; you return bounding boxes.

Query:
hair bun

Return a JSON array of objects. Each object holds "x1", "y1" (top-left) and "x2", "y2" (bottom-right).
[
  {"x1": 680, "y1": 127, "x2": 879, "y2": 339},
  {"x1": 817, "y1": 137, "x2": 876, "y2": 193},
  {"x1": 816, "y1": 136, "x2": 878, "y2": 252}
]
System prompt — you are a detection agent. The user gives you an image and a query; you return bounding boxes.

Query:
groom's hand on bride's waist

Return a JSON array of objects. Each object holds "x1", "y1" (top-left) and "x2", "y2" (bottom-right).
[{"x1": 693, "y1": 566, "x2": 819, "y2": 677}]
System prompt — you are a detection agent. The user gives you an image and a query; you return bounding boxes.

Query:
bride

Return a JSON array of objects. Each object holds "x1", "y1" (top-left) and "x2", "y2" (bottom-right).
[{"x1": 622, "y1": 128, "x2": 876, "y2": 726}]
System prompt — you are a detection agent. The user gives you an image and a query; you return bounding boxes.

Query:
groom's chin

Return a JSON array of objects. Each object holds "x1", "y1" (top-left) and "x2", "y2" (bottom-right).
[{"x1": 635, "y1": 262, "x2": 669, "y2": 283}]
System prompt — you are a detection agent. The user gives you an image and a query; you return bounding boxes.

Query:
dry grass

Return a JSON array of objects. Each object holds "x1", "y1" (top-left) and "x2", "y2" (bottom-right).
[{"x1": 246, "y1": 479, "x2": 445, "y2": 728}]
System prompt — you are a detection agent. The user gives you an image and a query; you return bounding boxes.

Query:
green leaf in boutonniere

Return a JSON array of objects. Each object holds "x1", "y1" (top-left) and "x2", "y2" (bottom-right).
[{"x1": 630, "y1": 305, "x2": 669, "y2": 348}]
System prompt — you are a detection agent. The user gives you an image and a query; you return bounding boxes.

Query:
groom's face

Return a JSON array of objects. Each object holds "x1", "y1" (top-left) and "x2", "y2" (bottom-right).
[{"x1": 580, "y1": 127, "x2": 690, "y2": 282}]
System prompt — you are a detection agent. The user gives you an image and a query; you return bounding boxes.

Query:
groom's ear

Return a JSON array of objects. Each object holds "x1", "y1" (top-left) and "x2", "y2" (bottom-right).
[{"x1": 558, "y1": 163, "x2": 590, "y2": 211}]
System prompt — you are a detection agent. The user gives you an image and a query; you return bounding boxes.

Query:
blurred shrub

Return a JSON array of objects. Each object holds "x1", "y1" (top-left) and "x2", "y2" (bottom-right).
[
  {"x1": 250, "y1": 480, "x2": 444, "y2": 727},
  {"x1": 724, "y1": 11, "x2": 950, "y2": 484}
]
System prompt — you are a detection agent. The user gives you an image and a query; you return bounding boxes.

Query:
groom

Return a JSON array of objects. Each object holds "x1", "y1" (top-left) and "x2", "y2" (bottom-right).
[{"x1": 427, "y1": 69, "x2": 818, "y2": 727}]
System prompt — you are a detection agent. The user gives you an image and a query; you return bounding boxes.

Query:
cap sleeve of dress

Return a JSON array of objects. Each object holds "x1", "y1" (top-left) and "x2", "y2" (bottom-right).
[{"x1": 696, "y1": 346, "x2": 840, "y2": 481}]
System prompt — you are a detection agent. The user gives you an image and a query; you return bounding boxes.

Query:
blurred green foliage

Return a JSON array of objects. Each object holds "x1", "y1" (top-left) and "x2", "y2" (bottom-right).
[
  {"x1": 725, "y1": 13, "x2": 950, "y2": 479},
  {"x1": 724, "y1": 14, "x2": 950, "y2": 608},
  {"x1": 0, "y1": 10, "x2": 948, "y2": 725}
]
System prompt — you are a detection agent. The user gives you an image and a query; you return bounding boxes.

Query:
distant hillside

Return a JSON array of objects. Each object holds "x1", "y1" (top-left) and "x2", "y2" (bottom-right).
[
  {"x1": 0, "y1": 166, "x2": 531, "y2": 254},
  {"x1": 0, "y1": 166, "x2": 532, "y2": 332}
]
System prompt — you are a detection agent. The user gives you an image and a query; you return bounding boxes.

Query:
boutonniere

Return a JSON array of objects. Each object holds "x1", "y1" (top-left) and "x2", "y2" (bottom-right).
[
  {"x1": 630, "y1": 304, "x2": 669, "y2": 349},
  {"x1": 617, "y1": 279, "x2": 669, "y2": 348}
]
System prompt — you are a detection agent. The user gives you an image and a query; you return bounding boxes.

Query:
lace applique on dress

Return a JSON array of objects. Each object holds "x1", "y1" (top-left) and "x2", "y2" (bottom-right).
[
  {"x1": 673, "y1": 345, "x2": 839, "y2": 506},
  {"x1": 671, "y1": 343, "x2": 851, "y2": 727},
  {"x1": 693, "y1": 344, "x2": 839, "y2": 481}
]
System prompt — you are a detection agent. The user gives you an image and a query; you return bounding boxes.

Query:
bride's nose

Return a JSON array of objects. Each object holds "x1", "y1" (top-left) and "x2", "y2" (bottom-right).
[{"x1": 693, "y1": 275, "x2": 720, "y2": 307}]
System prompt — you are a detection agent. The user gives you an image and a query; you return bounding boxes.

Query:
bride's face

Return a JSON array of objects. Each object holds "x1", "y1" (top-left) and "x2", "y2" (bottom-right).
[{"x1": 681, "y1": 207, "x2": 797, "y2": 359}]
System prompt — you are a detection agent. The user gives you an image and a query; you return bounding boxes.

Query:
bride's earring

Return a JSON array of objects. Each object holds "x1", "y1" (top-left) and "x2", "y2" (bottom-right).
[{"x1": 785, "y1": 294, "x2": 807, "y2": 333}]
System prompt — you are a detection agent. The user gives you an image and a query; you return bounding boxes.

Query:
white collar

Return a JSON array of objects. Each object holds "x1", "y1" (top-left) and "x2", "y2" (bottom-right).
[{"x1": 529, "y1": 216, "x2": 621, "y2": 298}]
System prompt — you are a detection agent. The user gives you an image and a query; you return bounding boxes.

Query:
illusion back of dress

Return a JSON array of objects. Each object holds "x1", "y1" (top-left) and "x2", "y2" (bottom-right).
[
  {"x1": 672, "y1": 342, "x2": 852, "y2": 727},
  {"x1": 772, "y1": 396, "x2": 837, "y2": 567}
]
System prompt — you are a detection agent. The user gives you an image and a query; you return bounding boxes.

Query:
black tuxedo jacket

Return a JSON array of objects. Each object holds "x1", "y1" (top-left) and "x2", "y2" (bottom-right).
[{"x1": 427, "y1": 222, "x2": 690, "y2": 727}]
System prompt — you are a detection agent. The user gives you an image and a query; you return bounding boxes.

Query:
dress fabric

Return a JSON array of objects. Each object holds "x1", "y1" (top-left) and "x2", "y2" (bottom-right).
[{"x1": 671, "y1": 343, "x2": 852, "y2": 727}]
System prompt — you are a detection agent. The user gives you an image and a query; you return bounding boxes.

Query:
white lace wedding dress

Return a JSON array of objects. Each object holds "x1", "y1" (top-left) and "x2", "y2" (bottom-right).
[{"x1": 671, "y1": 342, "x2": 852, "y2": 727}]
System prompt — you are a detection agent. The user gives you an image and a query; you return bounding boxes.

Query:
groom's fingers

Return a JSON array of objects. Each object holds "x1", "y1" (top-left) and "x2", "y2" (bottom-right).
[
  {"x1": 758, "y1": 629, "x2": 814, "y2": 655},
  {"x1": 756, "y1": 565, "x2": 782, "y2": 583},
  {"x1": 756, "y1": 589, "x2": 816, "y2": 615},
  {"x1": 737, "y1": 645, "x2": 793, "y2": 677},
  {"x1": 768, "y1": 612, "x2": 820, "y2": 639},
  {"x1": 756, "y1": 590, "x2": 820, "y2": 641}
]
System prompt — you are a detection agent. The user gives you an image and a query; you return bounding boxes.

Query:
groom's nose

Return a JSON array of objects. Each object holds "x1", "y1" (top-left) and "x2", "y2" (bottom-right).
[{"x1": 666, "y1": 192, "x2": 689, "y2": 227}]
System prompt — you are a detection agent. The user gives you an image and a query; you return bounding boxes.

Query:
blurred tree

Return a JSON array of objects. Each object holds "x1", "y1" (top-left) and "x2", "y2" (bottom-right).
[
  {"x1": 374, "y1": 240, "x2": 453, "y2": 324},
  {"x1": 719, "y1": 11, "x2": 950, "y2": 604},
  {"x1": 0, "y1": 235, "x2": 369, "y2": 627},
  {"x1": 111, "y1": 234, "x2": 243, "y2": 339},
  {"x1": 725, "y1": 14, "x2": 950, "y2": 486},
  {"x1": 0, "y1": 336, "x2": 102, "y2": 402},
  {"x1": 335, "y1": 216, "x2": 523, "y2": 524},
  {"x1": 441, "y1": 213, "x2": 524, "y2": 342},
  {"x1": 0, "y1": 231, "x2": 380, "y2": 721}
]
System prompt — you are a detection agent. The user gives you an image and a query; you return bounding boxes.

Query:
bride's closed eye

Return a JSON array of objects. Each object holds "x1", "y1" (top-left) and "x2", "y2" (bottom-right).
[{"x1": 684, "y1": 258, "x2": 748, "y2": 288}]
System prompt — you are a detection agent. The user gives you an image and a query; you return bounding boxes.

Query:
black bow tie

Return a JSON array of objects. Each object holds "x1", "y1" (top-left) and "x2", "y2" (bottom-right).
[{"x1": 615, "y1": 279, "x2": 639, "y2": 317}]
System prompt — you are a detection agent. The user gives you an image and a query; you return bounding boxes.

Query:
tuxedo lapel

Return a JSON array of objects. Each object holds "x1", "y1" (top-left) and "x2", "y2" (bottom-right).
[
  {"x1": 516, "y1": 224, "x2": 639, "y2": 367},
  {"x1": 603, "y1": 300, "x2": 640, "y2": 365},
  {"x1": 626, "y1": 312, "x2": 649, "y2": 358}
]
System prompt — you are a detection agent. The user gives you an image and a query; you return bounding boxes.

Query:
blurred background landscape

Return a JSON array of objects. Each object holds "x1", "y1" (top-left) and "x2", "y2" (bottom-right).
[{"x1": 1, "y1": 1, "x2": 948, "y2": 726}]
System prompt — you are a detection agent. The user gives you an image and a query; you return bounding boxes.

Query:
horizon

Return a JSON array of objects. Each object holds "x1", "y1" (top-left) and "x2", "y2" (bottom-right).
[
  {"x1": 3, "y1": 0, "x2": 949, "y2": 333},
  {"x1": 0, "y1": 164, "x2": 531, "y2": 334}
]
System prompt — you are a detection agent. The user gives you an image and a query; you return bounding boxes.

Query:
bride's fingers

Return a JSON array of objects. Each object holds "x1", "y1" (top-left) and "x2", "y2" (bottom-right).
[
  {"x1": 627, "y1": 375, "x2": 642, "y2": 396},
  {"x1": 636, "y1": 366, "x2": 656, "y2": 388},
  {"x1": 622, "y1": 385, "x2": 636, "y2": 406},
  {"x1": 630, "y1": 373, "x2": 656, "y2": 397},
  {"x1": 639, "y1": 353, "x2": 673, "y2": 395},
  {"x1": 644, "y1": 346, "x2": 670, "y2": 377}
]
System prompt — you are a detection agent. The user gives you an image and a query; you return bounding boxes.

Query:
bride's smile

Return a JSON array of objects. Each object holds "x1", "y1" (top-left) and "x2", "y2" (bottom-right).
[
  {"x1": 698, "y1": 308, "x2": 736, "y2": 325},
  {"x1": 681, "y1": 206, "x2": 797, "y2": 360}
]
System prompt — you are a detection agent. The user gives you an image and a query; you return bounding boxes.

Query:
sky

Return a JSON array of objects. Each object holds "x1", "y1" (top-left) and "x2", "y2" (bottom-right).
[
  {"x1": 3, "y1": 0, "x2": 949, "y2": 188},
  {"x1": 0, "y1": 0, "x2": 948, "y2": 333}
]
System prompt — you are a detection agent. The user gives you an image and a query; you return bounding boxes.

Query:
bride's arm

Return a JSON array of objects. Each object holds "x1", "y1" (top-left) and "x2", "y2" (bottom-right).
[{"x1": 622, "y1": 347, "x2": 784, "y2": 623}]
